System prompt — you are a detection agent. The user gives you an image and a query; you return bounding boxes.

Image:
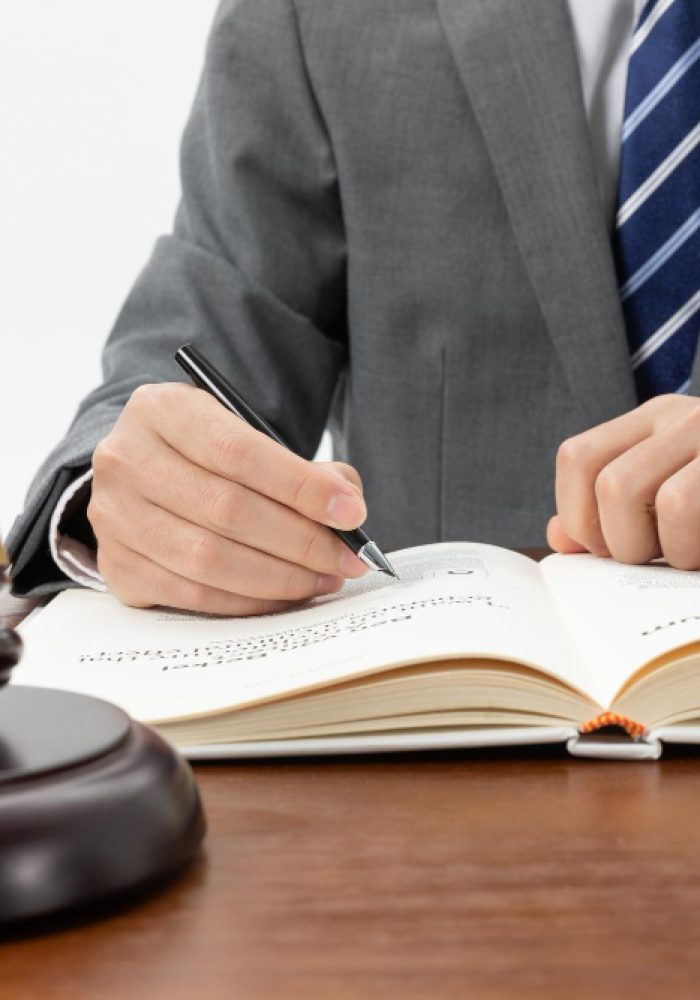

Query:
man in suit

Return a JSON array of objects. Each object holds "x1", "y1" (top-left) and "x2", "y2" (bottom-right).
[{"x1": 8, "y1": 0, "x2": 700, "y2": 614}]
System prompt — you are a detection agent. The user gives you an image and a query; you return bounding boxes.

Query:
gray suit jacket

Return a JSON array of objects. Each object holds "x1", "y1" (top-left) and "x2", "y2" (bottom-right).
[{"x1": 11, "y1": 0, "x2": 670, "y2": 594}]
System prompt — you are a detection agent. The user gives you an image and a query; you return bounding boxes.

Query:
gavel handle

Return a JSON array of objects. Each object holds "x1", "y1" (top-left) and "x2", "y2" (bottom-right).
[{"x1": 0, "y1": 546, "x2": 22, "y2": 688}]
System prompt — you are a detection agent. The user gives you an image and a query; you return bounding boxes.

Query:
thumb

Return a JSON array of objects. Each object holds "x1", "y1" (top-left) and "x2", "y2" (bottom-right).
[{"x1": 546, "y1": 515, "x2": 589, "y2": 554}]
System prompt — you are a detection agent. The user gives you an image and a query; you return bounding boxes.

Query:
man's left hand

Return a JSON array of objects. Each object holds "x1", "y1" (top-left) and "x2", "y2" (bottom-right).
[{"x1": 548, "y1": 394, "x2": 700, "y2": 570}]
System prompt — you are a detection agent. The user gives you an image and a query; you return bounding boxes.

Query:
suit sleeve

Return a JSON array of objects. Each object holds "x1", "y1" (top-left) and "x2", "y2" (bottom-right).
[{"x1": 8, "y1": 0, "x2": 348, "y2": 595}]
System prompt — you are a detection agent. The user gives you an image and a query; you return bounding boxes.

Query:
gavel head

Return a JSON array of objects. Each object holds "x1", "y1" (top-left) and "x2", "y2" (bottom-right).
[{"x1": 0, "y1": 541, "x2": 21, "y2": 688}]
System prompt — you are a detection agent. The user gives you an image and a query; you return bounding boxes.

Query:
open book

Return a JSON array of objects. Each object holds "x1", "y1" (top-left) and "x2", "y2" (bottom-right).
[{"x1": 15, "y1": 543, "x2": 700, "y2": 761}]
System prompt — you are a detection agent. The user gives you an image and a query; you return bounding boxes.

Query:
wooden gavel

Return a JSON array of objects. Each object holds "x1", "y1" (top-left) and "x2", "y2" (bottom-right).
[{"x1": 0, "y1": 542, "x2": 21, "y2": 688}]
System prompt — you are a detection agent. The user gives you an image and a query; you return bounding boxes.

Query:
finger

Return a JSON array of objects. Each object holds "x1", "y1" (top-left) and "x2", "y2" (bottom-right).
[
  {"x1": 94, "y1": 495, "x2": 345, "y2": 602},
  {"x1": 131, "y1": 384, "x2": 367, "y2": 530},
  {"x1": 546, "y1": 515, "x2": 589, "y2": 554},
  {"x1": 317, "y1": 461, "x2": 364, "y2": 494},
  {"x1": 98, "y1": 541, "x2": 296, "y2": 616},
  {"x1": 555, "y1": 407, "x2": 656, "y2": 555},
  {"x1": 655, "y1": 457, "x2": 700, "y2": 569},
  {"x1": 121, "y1": 442, "x2": 368, "y2": 579},
  {"x1": 594, "y1": 425, "x2": 694, "y2": 564}
]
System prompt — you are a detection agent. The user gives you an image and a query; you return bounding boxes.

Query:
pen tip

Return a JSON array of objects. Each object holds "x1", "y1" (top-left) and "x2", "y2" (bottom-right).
[
  {"x1": 358, "y1": 541, "x2": 399, "y2": 579},
  {"x1": 380, "y1": 560, "x2": 400, "y2": 580}
]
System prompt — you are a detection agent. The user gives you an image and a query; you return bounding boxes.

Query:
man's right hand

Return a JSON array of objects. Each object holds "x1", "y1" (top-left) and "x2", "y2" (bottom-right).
[{"x1": 88, "y1": 382, "x2": 369, "y2": 615}]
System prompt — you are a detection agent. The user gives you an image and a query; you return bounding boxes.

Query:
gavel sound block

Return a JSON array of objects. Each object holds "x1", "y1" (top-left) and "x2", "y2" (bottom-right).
[{"x1": 0, "y1": 599, "x2": 206, "y2": 926}]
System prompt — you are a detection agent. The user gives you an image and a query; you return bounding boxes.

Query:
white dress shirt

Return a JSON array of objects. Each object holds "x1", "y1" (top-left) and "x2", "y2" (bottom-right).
[
  {"x1": 567, "y1": 0, "x2": 644, "y2": 225},
  {"x1": 51, "y1": 0, "x2": 645, "y2": 590}
]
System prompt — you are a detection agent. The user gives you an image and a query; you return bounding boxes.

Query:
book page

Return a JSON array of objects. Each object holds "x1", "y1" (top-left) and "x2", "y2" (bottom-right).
[
  {"x1": 540, "y1": 553, "x2": 700, "y2": 707},
  {"x1": 17, "y1": 542, "x2": 594, "y2": 723}
]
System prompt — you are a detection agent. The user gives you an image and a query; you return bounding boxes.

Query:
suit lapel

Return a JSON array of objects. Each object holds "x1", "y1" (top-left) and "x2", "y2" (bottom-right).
[{"x1": 436, "y1": 0, "x2": 638, "y2": 425}]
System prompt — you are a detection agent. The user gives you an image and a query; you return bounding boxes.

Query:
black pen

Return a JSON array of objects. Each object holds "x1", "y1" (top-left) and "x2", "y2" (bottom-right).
[{"x1": 174, "y1": 344, "x2": 398, "y2": 579}]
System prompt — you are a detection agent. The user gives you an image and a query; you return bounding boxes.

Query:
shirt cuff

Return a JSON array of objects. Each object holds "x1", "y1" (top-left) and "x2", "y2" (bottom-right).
[{"x1": 49, "y1": 468, "x2": 107, "y2": 592}]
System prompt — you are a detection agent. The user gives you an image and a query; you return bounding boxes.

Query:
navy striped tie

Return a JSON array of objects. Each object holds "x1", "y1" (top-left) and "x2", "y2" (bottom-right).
[{"x1": 613, "y1": 0, "x2": 700, "y2": 401}]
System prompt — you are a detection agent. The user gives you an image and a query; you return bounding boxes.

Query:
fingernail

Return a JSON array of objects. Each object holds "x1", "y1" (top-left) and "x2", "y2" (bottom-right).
[
  {"x1": 339, "y1": 548, "x2": 368, "y2": 577},
  {"x1": 327, "y1": 492, "x2": 366, "y2": 529},
  {"x1": 316, "y1": 574, "x2": 343, "y2": 595}
]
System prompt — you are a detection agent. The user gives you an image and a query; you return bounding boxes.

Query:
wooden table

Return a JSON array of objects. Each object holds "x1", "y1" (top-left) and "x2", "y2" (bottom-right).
[{"x1": 4, "y1": 583, "x2": 700, "y2": 998}]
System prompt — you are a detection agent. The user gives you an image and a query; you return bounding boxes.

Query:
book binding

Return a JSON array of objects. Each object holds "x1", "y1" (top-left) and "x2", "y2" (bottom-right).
[
  {"x1": 568, "y1": 712, "x2": 661, "y2": 759},
  {"x1": 579, "y1": 712, "x2": 645, "y2": 739}
]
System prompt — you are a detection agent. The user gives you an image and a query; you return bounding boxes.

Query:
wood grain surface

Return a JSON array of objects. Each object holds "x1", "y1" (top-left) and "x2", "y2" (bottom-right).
[
  {"x1": 4, "y1": 751, "x2": 700, "y2": 999},
  {"x1": 4, "y1": 557, "x2": 700, "y2": 998}
]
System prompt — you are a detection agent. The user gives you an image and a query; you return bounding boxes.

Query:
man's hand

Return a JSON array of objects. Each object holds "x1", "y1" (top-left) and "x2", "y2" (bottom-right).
[
  {"x1": 548, "y1": 394, "x2": 700, "y2": 570},
  {"x1": 88, "y1": 383, "x2": 369, "y2": 615}
]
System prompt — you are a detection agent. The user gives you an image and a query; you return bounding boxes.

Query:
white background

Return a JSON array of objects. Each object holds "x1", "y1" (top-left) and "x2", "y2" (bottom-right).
[{"x1": 1, "y1": 1, "x2": 220, "y2": 536}]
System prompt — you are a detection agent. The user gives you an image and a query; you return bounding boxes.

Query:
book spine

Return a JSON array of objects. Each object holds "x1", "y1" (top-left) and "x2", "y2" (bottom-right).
[{"x1": 566, "y1": 733, "x2": 662, "y2": 760}]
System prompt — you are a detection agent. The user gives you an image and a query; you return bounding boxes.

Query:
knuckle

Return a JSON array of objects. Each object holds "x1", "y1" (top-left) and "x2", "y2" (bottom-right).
[
  {"x1": 186, "y1": 531, "x2": 219, "y2": 577},
  {"x1": 127, "y1": 383, "x2": 157, "y2": 414},
  {"x1": 211, "y1": 427, "x2": 250, "y2": 473},
  {"x1": 92, "y1": 437, "x2": 124, "y2": 479},
  {"x1": 556, "y1": 433, "x2": 593, "y2": 473},
  {"x1": 598, "y1": 463, "x2": 647, "y2": 506},
  {"x1": 643, "y1": 393, "x2": 694, "y2": 431},
  {"x1": 656, "y1": 483, "x2": 692, "y2": 526},
  {"x1": 127, "y1": 382, "x2": 186, "y2": 420},
  {"x1": 646, "y1": 393, "x2": 676, "y2": 412},
  {"x1": 594, "y1": 467, "x2": 627, "y2": 505},
  {"x1": 207, "y1": 482, "x2": 245, "y2": 532},
  {"x1": 128, "y1": 381, "x2": 170, "y2": 410},
  {"x1": 639, "y1": 395, "x2": 663, "y2": 415}
]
